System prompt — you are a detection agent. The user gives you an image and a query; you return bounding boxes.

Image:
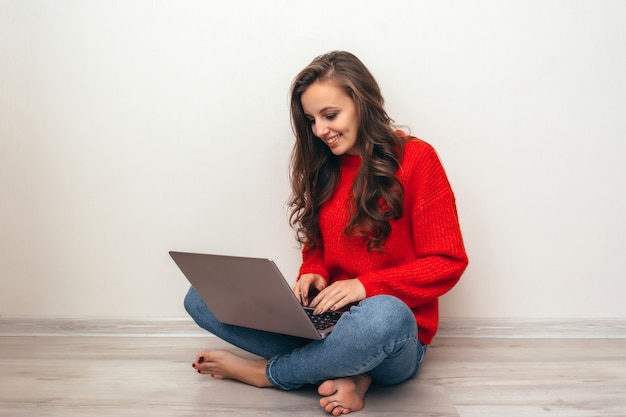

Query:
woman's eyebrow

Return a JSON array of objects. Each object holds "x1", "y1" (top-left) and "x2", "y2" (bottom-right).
[{"x1": 303, "y1": 106, "x2": 340, "y2": 118}]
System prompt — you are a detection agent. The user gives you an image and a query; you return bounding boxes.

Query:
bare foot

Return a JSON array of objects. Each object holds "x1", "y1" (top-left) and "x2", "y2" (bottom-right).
[
  {"x1": 318, "y1": 374, "x2": 372, "y2": 415},
  {"x1": 191, "y1": 350, "x2": 272, "y2": 388}
]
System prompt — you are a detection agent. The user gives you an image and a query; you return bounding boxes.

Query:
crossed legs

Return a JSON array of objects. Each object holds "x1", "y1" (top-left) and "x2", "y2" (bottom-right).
[{"x1": 184, "y1": 288, "x2": 424, "y2": 415}]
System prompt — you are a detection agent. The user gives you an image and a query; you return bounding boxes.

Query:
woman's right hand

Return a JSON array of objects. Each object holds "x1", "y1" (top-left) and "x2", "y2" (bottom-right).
[{"x1": 293, "y1": 273, "x2": 327, "y2": 306}]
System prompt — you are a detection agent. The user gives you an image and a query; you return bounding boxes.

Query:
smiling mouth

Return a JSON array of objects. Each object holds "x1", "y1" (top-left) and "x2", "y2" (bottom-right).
[{"x1": 325, "y1": 134, "x2": 341, "y2": 145}]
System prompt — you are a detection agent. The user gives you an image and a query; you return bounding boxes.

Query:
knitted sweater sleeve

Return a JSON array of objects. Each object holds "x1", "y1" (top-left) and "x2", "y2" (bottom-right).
[
  {"x1": 299, "y1": 241, "x2": 329, "y2": 282},
  {"x1": 358, "y1": 142, "x2": 468, "y2": 308}
]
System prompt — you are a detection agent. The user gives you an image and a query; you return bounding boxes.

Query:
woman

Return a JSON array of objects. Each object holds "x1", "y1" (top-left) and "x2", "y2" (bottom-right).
[{"x1": 184, "y1": 51, "x2": 468, "y2": 415}]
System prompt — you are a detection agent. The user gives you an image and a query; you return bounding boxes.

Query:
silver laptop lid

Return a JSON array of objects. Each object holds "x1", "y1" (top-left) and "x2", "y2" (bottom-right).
[{"x1": 170, "y1": 251, "x2": 330, "y2": 340}]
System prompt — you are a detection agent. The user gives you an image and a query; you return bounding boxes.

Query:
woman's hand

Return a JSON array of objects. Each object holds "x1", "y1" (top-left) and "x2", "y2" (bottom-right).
[
  {"x1": 293, "y1": 273, "x2": 327, "y2": 306},
  {"x1": 309, "y1": 279, "x2": 366, "y2": 315}
]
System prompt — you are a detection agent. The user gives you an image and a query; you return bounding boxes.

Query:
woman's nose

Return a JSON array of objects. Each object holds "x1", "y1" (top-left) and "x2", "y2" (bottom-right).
[{"x1": 312, "y1": 120, "x2": 329, "y2": 138}]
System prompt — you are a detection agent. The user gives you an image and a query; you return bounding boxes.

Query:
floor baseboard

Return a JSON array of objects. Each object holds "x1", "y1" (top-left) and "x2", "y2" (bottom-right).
[
  {"x1": 1, "y1": 316, "x2": 625, "y2": 339},
  {"x1": 438, "y1": 317, "x2": 626, "y2": 339}
]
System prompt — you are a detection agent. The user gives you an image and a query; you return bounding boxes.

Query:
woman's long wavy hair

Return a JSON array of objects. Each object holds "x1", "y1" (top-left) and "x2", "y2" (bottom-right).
[{"x1": 288, "y1": 51, "x2": 406, "y2": 252}]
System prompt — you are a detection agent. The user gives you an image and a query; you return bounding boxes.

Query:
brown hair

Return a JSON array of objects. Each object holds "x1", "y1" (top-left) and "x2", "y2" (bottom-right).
[{"x1": 288, "y1": 51, "x2": 406, "y2": 251}]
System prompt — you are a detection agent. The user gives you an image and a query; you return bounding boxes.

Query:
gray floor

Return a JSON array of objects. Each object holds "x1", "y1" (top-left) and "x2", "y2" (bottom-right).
[{"x1": 1, "y1": 318, "x2": 625, "y2": 417}]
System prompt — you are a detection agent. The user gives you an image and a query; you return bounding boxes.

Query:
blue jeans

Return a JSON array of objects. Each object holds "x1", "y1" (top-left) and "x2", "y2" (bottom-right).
[{"x1": 184, "y1": 287, "x2": 427, "y2": 390}]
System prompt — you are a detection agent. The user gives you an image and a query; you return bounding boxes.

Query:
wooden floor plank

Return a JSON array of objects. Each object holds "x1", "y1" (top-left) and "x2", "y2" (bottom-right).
[
  {"x1": 0, "y1": 336, "x2": 457, "y2": 417},
  {"x1": 1, "y1": 318, "x2": 625, "y2": 417},
  {"x1": 423, "y1": 338, "x2": 626, "y2": 417}
]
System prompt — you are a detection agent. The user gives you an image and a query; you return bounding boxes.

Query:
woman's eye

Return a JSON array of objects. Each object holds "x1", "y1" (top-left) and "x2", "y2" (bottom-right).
[{"x1": 325, "y1": 114, "x2": 336, "y2": 120}]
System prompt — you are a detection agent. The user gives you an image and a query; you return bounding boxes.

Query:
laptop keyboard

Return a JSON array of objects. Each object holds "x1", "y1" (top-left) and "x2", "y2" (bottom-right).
[{"x1": 305, "y1": 309, "x2": 343, "y2": 331}]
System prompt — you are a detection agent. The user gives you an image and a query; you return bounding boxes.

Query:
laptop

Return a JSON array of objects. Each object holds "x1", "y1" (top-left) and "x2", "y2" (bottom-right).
[{"x1": 169, "y1": 251, "x2": 344, "y2": 340}]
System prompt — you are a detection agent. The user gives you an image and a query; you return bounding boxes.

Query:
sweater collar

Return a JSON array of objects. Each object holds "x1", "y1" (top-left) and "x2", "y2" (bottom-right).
[{"x1": 340, "y1": 154, "x2": 362, "y2": 169}]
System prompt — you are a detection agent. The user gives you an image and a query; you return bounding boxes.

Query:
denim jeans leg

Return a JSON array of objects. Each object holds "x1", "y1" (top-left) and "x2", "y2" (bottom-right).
[
  {"x1": 266, "y1": 295, "x2": 423, "y2": 390},
  {"x1": 184, "y1": 286, "x2": 310, "y2": 359}
]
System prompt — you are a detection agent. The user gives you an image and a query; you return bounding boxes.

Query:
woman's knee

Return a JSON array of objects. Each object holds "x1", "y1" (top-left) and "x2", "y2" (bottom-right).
[
  {"x1": 361, "y1": 295, "x2": 414, "y2": 319},
  {"x1": 183, "y1": 286, "x2": 223, "y2": 334},
  {"x1": 356, "y1": 295, "x2": 416, "y2": 335},
  {"x1": 183, "y1": 286, "x2": 204, "y2": 319}
]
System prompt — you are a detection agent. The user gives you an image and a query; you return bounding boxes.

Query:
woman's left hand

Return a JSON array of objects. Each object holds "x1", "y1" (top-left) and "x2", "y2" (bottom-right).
[{"x1": 309, "y1": 278, "x2": 366, "y2": 315}]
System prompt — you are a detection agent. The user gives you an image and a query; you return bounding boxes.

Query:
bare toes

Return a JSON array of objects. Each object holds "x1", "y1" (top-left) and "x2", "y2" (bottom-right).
[{"x1": 318, "y1": 380, "x2": 337, "y2": 397}]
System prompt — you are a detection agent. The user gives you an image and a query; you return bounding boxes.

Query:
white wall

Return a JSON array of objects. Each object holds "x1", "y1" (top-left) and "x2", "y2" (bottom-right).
[{"x1": 1, "y1": 0, "x2": 624, "y2": 319}]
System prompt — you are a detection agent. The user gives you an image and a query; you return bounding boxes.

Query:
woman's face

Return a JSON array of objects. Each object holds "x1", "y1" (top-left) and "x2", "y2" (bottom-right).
[{"x1": 300, "y1": 80, "x2": 359, "y2": 156}]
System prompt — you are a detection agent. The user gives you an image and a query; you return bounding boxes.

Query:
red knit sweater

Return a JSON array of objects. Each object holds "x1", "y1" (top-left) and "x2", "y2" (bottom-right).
[{"x1": 298, "y1": 137, "x2": 468, "y2": 344}]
